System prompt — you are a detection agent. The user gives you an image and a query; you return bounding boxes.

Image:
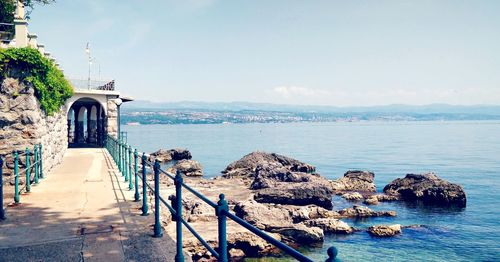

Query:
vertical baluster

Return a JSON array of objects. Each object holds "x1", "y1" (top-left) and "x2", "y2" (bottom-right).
[
  {"x1": 216, "y1": 194, "x2": 229, "y2": 262},
  {"x1": 118, "y1": 137, "x2": 122, "y2": 172},
  {"x1": 153, "y1": 160, "x2": 163, "y2": 238},
  {"x1": 174, "y1": 170, "x2": 184, "y2": 262},
  {"x1": 14, "y1": 152, "x2": 19, "y2": 203},
  {"x1": 25, "y1": 147, "x2": 30, "y2": 193},
  {"x1": 0, "y1": 156, "x2": 5, "y2": 220},
  {"x1": 134, "y1": 149, "x2": 139, "y2": 202},
  {"x1": 128, "y1": 145, "x2": 133, "y2": 190},
  {"x1": 141, "y1": 153, "x2": 149, "y2": 216},
  {"x1": 39, "y1": 144, "x2": 43, "y2": 179},
  {"x1": 124, "y1": 144, "x2": 129, "y2": 182},
  {"x1": 34, "y1": 145, "x2": 39, "y2": 184}
]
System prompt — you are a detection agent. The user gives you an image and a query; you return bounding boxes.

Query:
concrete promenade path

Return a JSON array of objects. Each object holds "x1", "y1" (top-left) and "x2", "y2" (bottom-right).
[{"x1": 0, "y1": 148, "x2": 180, "y2": 262}]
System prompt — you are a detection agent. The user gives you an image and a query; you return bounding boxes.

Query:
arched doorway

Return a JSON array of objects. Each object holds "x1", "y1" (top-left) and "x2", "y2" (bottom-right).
[{"x1": 68, "y1": 97, "x2": 106, "y2": 147}]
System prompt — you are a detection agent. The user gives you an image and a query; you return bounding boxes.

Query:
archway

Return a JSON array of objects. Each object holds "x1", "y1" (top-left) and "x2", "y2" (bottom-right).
[{"x1": 68, "y1": 97, "x2": 106, "y2": 147}]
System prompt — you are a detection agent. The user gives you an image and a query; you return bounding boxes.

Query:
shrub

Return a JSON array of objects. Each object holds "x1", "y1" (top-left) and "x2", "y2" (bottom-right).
[{"x1": 0, "y1": 47, "x2": 73, "y2": 115}]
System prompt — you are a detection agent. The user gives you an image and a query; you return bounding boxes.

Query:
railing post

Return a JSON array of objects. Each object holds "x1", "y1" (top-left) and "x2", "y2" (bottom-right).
[
  {"x1": 128, "y1": 145, "x2": 133, "y2": 190},
  {"x1": 325, "y1": 246, "x2": 338, "y2": 262},
  {"x1": 141, "y1": 153, "x2": 148, "y2": 216},
  {"x1": 0, "y1": 156, "x2": 5, "y2": 220},
  {"x1": 134, "y1": 149, "x2": 139, "y2": 202},
  {"x1": 174, "y1": 170, "x2": 184, "y2": 262},
  {"x1": 124, "y1": 144, "x2": 129, "y2": 182},
  {"x1": 39, "y1": 144, "x2": 43, "y2": 179},
  {"x1": 153, "y1": 159, "x2": 163, "y2": 238},
  {"x1": 34, "y1": 145, "x2": 39, "y2": 184},
  {"x1": 25, "y1": 147, "x2": 30, "y2": 193},
  {"x1": 118, "y1": 137, "x2": 122, "y2": 172},
  {"x1": 14, "y1": 152, "x2": 19, "y2": 203},
  {"x1": 216, "y1": 194, "x2": 229, "y2": 262}
]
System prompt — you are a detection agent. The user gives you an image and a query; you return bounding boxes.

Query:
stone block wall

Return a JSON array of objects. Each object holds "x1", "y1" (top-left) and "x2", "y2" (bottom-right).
[
  {"x1": 0, "y1": 78, "x2": 68, "y2": 186},
  {"x1": 107, "y1": 100, "x2": 118, "y2": 138}
]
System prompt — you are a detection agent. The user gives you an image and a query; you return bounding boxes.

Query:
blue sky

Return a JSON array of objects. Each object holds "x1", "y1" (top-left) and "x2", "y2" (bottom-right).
[{"x1": 29, "y1": 0, "x2": 500, "y2": 106}]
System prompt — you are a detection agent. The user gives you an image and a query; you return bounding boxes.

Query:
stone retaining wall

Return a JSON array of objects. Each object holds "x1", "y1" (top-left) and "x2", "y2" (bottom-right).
[{"x1": 0, "y1": 78, "x2": 68, "y2": 185}]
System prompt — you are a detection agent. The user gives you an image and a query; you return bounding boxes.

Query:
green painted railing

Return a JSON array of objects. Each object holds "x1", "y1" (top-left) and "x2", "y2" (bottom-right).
[
  {"x1": 105, "y1": 134, "x2": 338, "y2": 262},
  {"x1": 0, "y1": 143, "x2": 44, "y2": 220}
]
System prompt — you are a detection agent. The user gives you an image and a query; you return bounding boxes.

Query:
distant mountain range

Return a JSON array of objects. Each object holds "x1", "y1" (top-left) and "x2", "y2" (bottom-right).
[{"x1": 120, "y1": 101, "x2": 500, "y2": 124}]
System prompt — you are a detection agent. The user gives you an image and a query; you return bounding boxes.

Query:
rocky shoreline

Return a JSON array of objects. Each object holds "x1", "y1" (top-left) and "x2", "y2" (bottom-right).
[{"x1": 149, "y1": 150, "x2": 467, "y2": 261}]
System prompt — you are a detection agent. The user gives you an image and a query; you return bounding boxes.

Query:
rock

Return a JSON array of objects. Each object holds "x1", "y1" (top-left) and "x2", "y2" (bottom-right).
[
  {"x1": 341, "y1": 192, "x2": 364, "y2": 201},
  {"x1": 222, "y1": 151, "x2": 315, "y2": 178},
  {"x1": 250, "y1": 165, "x2": 318, "y2": 190},
  {"x1": 254, "y1": 182, "x2": 334, "y2": 210},
  {"x1": 234, "y1": 200, "x2": 294, "y2": 230},
  {"x1": 337, "y1": 205, "x2": 396, "y2": 218},
  {"x1": 302, "y1": 218, "x2": 354, "y2": 234},
  {"x1": 363, "y1": 194, "x2": 398, "y2": 205},
  {"x1": 170, "y1": 148, "x2": 192, "y2": 160},
  {"x1": 270, "y1": 223, "x2": 324, "y2": 244},
  {"x1": 383, "y1": 173, "x2": 466, "y2": 207},
  {"x1": 168, "y1": 159, "x2": 203, "y2": 177},
  {"x1": 368, "y1": 224, "x2": 402, "y2": 237},
  {"x1": 331, "y1": 170, "x2": 376, "y2": 192},
  {"x1": 228, "y1": 249, "x2": 245, "y2": 260},
  {"x1": 227, "y1": 232, "x2": 281, "y2": 257},
  {"x1": 149, "y1": 149, "x2": 173, "y2": 163},
  {"x1": 149, "y1": 148, "x2": 192, "y2": 163}
]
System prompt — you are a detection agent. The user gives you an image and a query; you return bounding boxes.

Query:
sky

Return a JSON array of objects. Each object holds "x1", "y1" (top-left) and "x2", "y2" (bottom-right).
[{"x1": 28, "y1": 0, "x2": 500, "y2": 106}]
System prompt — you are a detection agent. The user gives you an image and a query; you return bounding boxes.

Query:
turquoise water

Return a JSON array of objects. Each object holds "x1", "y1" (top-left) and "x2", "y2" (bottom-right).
[{"x1": 123, "y1": 121, "x2": 500, "y2": 261}]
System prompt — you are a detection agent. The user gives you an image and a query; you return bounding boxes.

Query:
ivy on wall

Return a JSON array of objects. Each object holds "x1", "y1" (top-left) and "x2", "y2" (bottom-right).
[{"x1": 0, "y1": 47, "x2": 73, "y2": 115}]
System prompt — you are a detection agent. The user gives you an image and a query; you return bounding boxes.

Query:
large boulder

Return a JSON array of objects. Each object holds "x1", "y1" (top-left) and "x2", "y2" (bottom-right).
[
  {"x1": 227, "y1": 232, "x2": 281, "y2": 257},
  {"x1": 167, "y1": 159, "x2": 203, "y2": 177},
  {"x1": 337, "y1": 205, "x2": 396, "y2": 218},
  {"x1": 254, "y1": 183, "x2": 334, "y2": 210},
  {"x1": 234, "y1": 201, "x2": 294, "y2": 230},
  {"x1": 222, "y1": 152, "x2": 315, "y2": 178},
  {"x1": 368, "y1": 224, "x2": 402, "y2": 237},
  {"x1": 331, "y1": 171, "x2": 376, "y2": 192},
  {"x1": 250, "y1": 165, "x2": 319, "y2": 190},
  {"x1": 302, "y1": 218, "x2": 354, "y2": 234},
  {"x1": 149, "y1": 148, "x2": 192, "y2": 163},
  {"x1": 383, "y1": 173, "x2": 466, "y2": 207},
  {"x1": 270, "y1": 224, "x2": 324, "y2": 244}
]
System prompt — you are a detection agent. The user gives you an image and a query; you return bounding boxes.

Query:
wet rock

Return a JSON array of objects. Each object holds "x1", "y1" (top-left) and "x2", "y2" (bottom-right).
[
  {"x1": 168, "y1": 159, "x2": 203, "y2": 177},
  {"x1": 337, "y1": 205, "x2": 396, "y2": 218},
  {"x1": 341, "y1": 192, "x2": 364, "y2": 201},
  {"x1": 383, "y1": 173, "x2": 466, "y2": 207},
  {"x1": 222, "y1": 151, "x2": 315, "y2": 178},
  {"x1": 331, "y1": 170, "x2": 376, "y2": 192},
  {"x1": 368, "y1": 224, "x2": 402, "y2": 237},
  {"x1": 363, "y1": 194, "x2": 399, "y2": 205},
  {"x1": 302, "y1": 218, "x2": 354, "y2": 234},
  {"x1": 254, "y1": 182, "x2": 334, "y2": 210},
  {"x1": 170, "y1": 148, "x2": 192, "y2": 160}
]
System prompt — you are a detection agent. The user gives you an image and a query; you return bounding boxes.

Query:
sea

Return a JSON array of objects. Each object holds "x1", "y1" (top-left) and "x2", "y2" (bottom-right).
[{"x1": 123, "y1": 121, "x2": 500, "y2": 261}]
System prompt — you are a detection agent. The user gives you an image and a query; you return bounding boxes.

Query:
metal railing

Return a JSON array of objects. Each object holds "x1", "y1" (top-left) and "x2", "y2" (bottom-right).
[
  {"x1": 68, "y1": 78, "x2": 115, "y2": 91},
  {"x1": 0, "y1": 143, "x2": 44, "y2": 220},
  {"x1": 105, "y1": 134, "x2": 338, "y2": 261}
]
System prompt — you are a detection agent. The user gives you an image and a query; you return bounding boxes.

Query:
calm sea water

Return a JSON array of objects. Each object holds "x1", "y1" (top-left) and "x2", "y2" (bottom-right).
[{"x1": 123, "y1": 121, "x2": 500, "y2": 261}]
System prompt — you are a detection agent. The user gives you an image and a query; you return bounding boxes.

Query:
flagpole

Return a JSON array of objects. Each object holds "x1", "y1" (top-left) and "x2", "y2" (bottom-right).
[{"x1": 85, "y1": 42, "x2": 91, "y2": 89}]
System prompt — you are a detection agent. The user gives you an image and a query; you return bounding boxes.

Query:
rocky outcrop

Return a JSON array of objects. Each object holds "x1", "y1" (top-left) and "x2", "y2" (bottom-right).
[
  {"x1": 331, "y1": 170, "x2": 376, "y2": 192},
  {"x1": 227, "y1": 232, "x2": 281, "y2": 257},
  {"x1": 149, "y1": 148, "x2": 192, "y2": 163},
  {"x1": 234, "y1": 201, "x2": 294, "y2": 230},
  {"x1": 302, "y1": 218, "x2": 354, "y2": 234},
  {"x1": 341, "y1": 192, "x2": 364, "y2": 201},
  {"x1": 167, "y1": 159, "x2": 203, "y2": 177},
  {"x1": 383, "y1": 173, "x2": 466, "y2": 207},
  {"x1": 337, "y1": 205, "x2": 396, "y2": 218},
  {"x1": 368, "y1": 224, "x2": 402, "y2": 237},
  {"x1": 254, "y1": 183, "x2": 334, "y2": 210},
  {"x1": 222, "y1": 152, "x2": 315, "y2": 178}
]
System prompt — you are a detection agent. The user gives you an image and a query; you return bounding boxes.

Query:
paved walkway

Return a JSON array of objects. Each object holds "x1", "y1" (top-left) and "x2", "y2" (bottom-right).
[{"x1": 0, "y1": 148, "x2": 180, "y2": 262}]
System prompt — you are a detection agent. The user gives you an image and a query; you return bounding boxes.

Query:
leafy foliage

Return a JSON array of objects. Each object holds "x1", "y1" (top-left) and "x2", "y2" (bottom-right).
[{"x1": 0, "y1": 47, "x2": 73, "y2": 115}]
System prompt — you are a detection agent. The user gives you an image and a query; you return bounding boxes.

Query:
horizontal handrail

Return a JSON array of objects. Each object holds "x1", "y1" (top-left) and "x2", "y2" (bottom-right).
[{"x1": 104, "y1": 134, "x2": 336, "y2": 261}]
